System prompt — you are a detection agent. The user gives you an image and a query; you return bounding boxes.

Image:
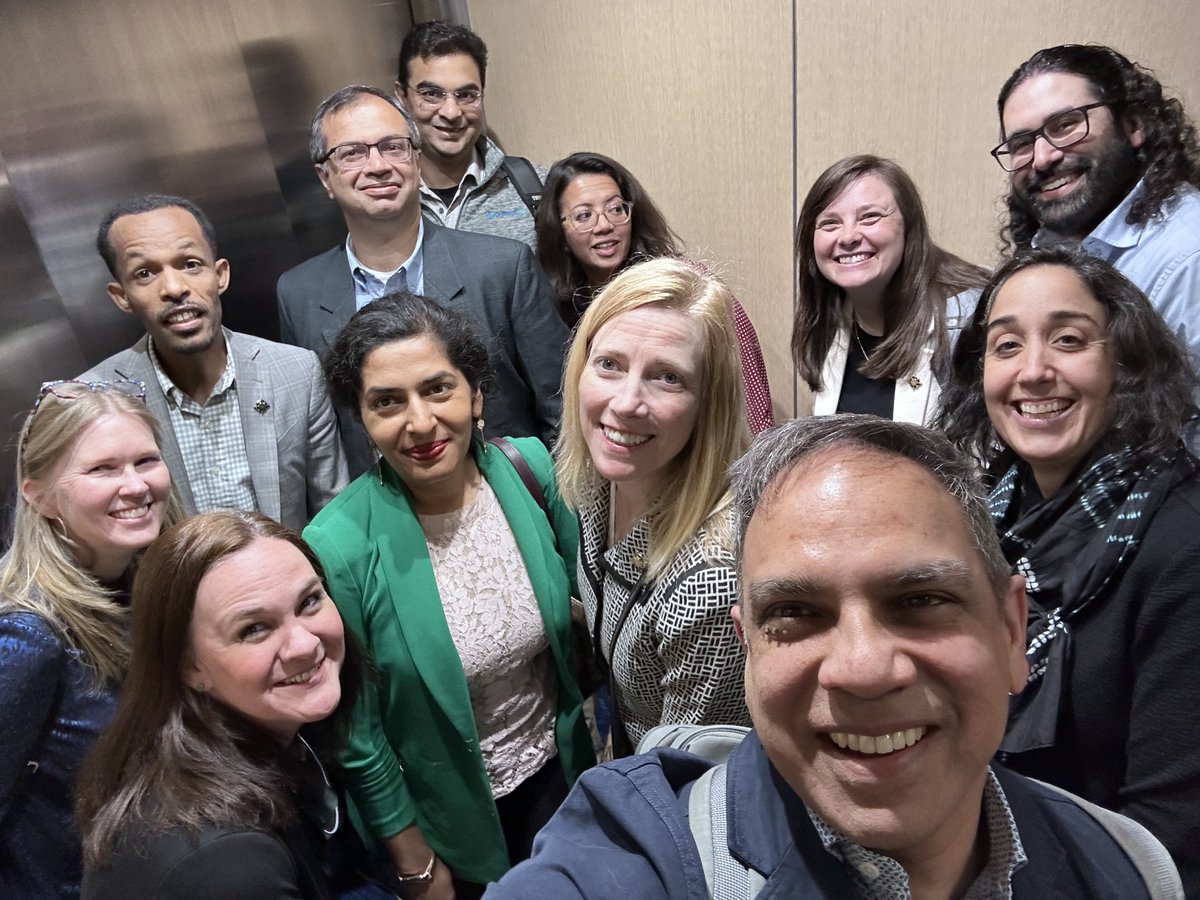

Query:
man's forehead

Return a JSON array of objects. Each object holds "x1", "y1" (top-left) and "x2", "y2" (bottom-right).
[
  {"x1": 111, "y1": 208, "x2": 205, "y2": 253},
  {"x1": 325, "y1": 96, "x2": 410, "y2": 136},
  {"x1": 1002, "y1": 71, "x2": 1101, "y2": 127}
]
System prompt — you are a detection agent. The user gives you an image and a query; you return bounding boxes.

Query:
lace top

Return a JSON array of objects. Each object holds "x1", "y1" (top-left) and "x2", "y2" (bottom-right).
[{"x1": 419, "y1": 479, "x2": 557, "y2": 796}]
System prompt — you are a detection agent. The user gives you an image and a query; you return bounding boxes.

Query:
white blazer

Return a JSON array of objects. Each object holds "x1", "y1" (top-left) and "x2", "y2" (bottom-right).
[{"x1": 811, "y1": 289, "x2": 980, "y2": 426}]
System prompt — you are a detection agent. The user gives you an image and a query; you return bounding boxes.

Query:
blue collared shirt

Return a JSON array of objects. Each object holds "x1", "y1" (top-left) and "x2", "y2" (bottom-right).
[
  {"x1": 1037, "y1": 179, "x2": 1200, "y2": 374},
  {"x1": 345, "y1": 219, "x2": 425, "y2": 309}
]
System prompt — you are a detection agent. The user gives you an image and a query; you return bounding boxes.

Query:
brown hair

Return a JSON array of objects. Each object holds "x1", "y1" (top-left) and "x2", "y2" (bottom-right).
[
  {"x1": 76, "y1": 511, "x2": 364, "y2": 862},
  {"x1": 792, "y1": 155, "x2": 988, "y2": 392}
]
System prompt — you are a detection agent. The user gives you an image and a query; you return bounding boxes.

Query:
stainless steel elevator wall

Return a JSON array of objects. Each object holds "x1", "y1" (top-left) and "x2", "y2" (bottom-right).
[{"x1": 0, "y1": 0, "x2": 412, "y2": 530}]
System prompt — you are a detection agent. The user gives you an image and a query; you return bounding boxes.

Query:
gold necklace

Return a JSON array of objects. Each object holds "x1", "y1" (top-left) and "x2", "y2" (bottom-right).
[{"x1": 852, "y1": 319, "x2": 873, "y2": 360}]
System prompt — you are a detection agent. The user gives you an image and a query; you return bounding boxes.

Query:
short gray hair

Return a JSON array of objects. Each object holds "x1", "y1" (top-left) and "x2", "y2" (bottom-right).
[
  {"x1": 308, "y1": 84, "x2": 422, "y2": 164},
  {"x1": 730, "y1": 415, "x2": 1011, "y2": 594}
]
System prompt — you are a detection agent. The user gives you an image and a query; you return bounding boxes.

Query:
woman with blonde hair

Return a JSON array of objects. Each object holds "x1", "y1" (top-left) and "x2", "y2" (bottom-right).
[
  {"x1": 0, "y1": 380, "x2": 181, "y2": 897},
  {"x1": 558, "y1": 257, "x2": 751, "y2": 757}
]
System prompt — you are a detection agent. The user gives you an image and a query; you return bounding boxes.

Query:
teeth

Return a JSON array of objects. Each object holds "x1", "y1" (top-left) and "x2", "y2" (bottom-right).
[
  {"x1": 829, "y1": 726, "x2": 927, "y2": 755},
  {"x1": 1017, "y1": 399, "x2": 1071, "y2": 418},
  {"x1": 281, "y1": 661, "x2": 321, "y2": 685},
  {"x1": 836, "y1": 253, "x2": 871, "y2": 264},
  {"x1": 111, "y1": 505, "x2": 149, "y2": 519},
  {"x1": 165, "y1": 310, "x2": 200, "y2": 324},
  {"x1": 603, "y1": 426, "x2": 650, "y2": 447},
  {"x1": 1039, "y1": 176, "x2": 1071, "y2": 192}
]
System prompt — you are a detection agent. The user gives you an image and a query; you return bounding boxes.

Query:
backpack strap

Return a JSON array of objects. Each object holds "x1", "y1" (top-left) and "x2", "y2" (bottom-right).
[
  {"x1": 686, "y1": 763, "x2": 765, "y2": 899},
  {"x1": 500, "y1": 155, "x2": 544, "y2": 216},
  {"x1": 1033, "y1": 780, "x2": 1183, "y2": 899}
]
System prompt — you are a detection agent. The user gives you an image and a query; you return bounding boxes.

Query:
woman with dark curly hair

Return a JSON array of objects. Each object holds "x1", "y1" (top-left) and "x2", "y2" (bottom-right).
[
  {"x1": 793, "y1": 154, "x2": 987, "y2": 424},
  {"x1": 535, "y1": 151, "x2": 774, "y2": 433},
  {"x1": 937, "y1": 245, "x2": 1200, "y2": 895}
]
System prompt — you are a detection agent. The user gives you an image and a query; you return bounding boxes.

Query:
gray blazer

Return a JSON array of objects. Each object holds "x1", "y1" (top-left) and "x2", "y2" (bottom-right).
[
  {"x1": 80, "y1": 329, "x2": 348, "y2": 531},
  {"x1": 276, "y1": 221, "x2": 568, "y2": 476}
]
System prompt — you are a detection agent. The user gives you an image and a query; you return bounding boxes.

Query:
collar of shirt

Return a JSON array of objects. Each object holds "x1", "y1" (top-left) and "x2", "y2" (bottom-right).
[
  {"x1": 418, "y1": 148, "x2": 484, "y2": 215},
  {"x1": 147, "y1": 329, "x2": 237, "y2": 409},
  {"x1": 345, "y1": 218, "x2": 425, "y2": 309},
  {"x1": 806, "y1": 767, "x2": 1027, "y2": 900},
  {"x1": 1033, "y1": 177, "x2": 1145, "y2": 253}
]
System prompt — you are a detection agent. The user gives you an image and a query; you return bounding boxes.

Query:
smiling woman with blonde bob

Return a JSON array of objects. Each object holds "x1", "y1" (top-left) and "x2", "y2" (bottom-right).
[
  {"x1": 557, "y1": 257, "x2": 751, "y2": 757},
  {"x1": 937, "y1": 244, "x2": 1200, "y2": 894}
]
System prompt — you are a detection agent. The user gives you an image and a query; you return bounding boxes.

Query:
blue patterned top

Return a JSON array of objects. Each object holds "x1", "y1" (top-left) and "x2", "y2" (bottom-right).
[{"x1": 0, "y1": 611, "x2": 120, "y2": 898}]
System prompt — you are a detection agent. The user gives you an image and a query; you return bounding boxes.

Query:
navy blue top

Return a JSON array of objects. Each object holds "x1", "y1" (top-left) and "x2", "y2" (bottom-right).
[{"x1": 0, "y1": 611, "x2": 119, "y2": 898}]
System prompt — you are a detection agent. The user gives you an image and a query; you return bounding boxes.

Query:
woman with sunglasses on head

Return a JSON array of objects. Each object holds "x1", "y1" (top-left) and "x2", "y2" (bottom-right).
[
  {"x1": 0, "y1": 380, "x2": 182, "y2": 898},
  {"x1": 78, "y1": 511, "x2": 369, "y2": 900},
  {"x1": 793, "y1": 154, "x2": 988, "y2": 424},
  {"x1": 535, "y1": 151, "x2": 775, "y2": 434}
]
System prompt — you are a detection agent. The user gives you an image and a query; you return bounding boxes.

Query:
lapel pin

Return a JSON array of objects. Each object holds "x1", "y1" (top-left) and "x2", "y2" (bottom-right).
[
  {"x1": 254, "y1": 399, "x2": 270, "y2": 414},
  {"x1": 907, "y1": 375, "x2": 922, "y2": 390}
]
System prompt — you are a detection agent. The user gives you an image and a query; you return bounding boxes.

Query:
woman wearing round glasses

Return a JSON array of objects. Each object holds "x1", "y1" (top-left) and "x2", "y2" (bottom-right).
[
  {"x1": 535, "y1": 152, "x2": 775, "y2": 434},
  {"x1": 793, "y1": 155, "x2": 988, "y2": 425},
  {"x1": 78, "y1": 511, "x2": 367, "y2": 900},
  {"x1": 0, "y1": 380, "x2": 182, "y2": 897}
]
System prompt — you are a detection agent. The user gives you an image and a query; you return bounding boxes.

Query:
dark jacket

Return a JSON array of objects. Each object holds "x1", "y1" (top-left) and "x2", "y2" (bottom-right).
[
  {"x1": 1000, "y1": 468, "x2": 1200, "y2": 897},
  {"x1": 82, "y1": 823, "x2": 329, "y2": 900},
  {"x1": 486, "y1": 731, "x2": 1161, "y2": 899},
  {"x1": 1, "y1": 611, "x2": 119, "y2": 899},
  {"x1": 276, "y1": 222, "x2": 569, "y2": 476}
]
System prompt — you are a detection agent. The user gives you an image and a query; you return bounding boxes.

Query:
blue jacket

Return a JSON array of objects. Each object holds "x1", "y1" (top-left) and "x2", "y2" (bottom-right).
[{"x1": 486, "y1": 731, "x2": 1158, "y2": 899}]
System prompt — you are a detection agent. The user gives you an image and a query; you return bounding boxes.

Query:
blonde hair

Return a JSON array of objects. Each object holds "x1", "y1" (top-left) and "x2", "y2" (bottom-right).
[
  {"x1": 556, "y1": 257, "x2": 750, "y2": 580},
  {"x1": 0, "y1": 389, "x2": 184, "y2": 684}
]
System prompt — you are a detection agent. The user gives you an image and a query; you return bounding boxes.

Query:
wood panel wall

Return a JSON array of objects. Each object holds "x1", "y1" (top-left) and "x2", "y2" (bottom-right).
[{"x1": 473, "y1": 1, "x2": 1200, "y2": 417}]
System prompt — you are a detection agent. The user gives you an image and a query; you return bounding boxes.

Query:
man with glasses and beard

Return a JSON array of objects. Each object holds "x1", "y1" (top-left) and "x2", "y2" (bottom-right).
[{"x1": 993, "y1": 44, "x2": 1200, "y2": 374}]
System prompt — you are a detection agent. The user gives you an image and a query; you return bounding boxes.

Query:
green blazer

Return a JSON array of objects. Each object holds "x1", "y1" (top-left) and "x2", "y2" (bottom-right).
[{"x1": 303, "y1": 437, "x2": 594, "y2": 884}]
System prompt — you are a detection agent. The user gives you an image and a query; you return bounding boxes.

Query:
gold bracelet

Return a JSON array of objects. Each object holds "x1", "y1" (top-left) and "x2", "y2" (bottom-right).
[{"x1": 396, "y1": 851, "x2": 437, "y2": 884}]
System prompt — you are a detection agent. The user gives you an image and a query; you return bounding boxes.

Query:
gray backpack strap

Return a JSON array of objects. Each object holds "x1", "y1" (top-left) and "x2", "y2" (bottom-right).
[
  {"x1": 687, "y1": 764, "x2": 765, "y2": 899},
  {"x1": 1034, "y1": 780, "x2": 1183, "y2": 900}
]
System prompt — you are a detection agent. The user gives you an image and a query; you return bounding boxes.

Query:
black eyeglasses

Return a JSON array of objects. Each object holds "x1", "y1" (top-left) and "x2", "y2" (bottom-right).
[
  {"x1": 318, "y1": 136, "x2": 416, "y2": 169},
  {"x1": 20, "y1": 379, "x2": 147, "y2": 459},
  {"x1": 991, "y1": 102, "x2": 1111, "y2": 172}
]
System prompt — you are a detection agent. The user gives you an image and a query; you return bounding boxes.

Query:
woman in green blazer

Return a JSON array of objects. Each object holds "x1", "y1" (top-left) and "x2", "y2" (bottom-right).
[{"x1": 304, "y1": 293, "x2": 594, "y2": 900}]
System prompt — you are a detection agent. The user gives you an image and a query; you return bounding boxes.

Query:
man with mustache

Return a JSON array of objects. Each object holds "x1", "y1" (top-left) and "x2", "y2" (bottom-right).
[
  {"x1": 82, "y1": 194, "x2": 347, "y2": 530},
  {"x1": 994, "y1": 44, "x2": 1200, "y2": 371},
  {"x1": 485, "y1": 417, "x2": 1180, "y2": 899}
]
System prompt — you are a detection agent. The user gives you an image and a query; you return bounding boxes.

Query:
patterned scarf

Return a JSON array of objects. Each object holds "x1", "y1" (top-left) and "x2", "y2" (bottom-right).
[{"x1": 991, "y1": 443, "x2": 1195, "y2": 754}]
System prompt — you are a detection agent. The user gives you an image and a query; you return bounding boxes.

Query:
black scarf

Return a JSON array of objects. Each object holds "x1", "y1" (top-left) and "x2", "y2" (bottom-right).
[{"x1": 991, "y1": 443, "x2": 1196, "y2": 754}]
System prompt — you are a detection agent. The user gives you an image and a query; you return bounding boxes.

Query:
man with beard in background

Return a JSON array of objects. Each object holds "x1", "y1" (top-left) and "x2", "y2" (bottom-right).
[{"x1": 993, "y1": 44, "x2": 1200, "y2": 372}]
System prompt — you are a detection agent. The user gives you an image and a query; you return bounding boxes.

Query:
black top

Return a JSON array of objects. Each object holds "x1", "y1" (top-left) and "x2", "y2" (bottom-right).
[
  {"x1": 835, "y1": 326, "x2": 894, "y2": 419},
  {"x1": 429, "y1": 184, "x2": 458, "y2": 207},
  {"x1": 999, "y1": 467, "x2": 1200, "y2": 897}
]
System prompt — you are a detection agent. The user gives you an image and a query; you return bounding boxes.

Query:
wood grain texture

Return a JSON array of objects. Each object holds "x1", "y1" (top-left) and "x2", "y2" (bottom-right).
[{"x1": 474, "y1": 0, "x2": 1200, "y2": 418}]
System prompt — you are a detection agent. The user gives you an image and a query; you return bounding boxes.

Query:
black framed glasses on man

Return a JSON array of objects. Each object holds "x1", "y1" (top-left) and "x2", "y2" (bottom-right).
[{"x1": 991, "y1": 102, "x2": 1111, "y2": 172}]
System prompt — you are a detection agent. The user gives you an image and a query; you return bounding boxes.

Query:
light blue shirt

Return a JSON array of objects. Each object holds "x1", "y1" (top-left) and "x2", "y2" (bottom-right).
[
  {"x1": 1039, "y1": 179, "x2": 1200, "y2": 372},
  {"x1": 345, "y1": 219, "x2": 425, "y2": 309}
]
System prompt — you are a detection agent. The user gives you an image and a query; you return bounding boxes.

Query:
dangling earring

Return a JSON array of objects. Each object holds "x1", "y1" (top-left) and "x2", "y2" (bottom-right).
[{"x1": 476, "y1": 417, "x2": 485, "y2": 434}]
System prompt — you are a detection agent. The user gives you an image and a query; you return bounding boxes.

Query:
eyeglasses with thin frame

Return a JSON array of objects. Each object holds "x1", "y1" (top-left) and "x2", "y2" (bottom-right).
[
  {"x1": 20, "y1": 379, "x2": 147, "y2": 459},
  {"x1": 409, "y1": 86, "x2": 483, "y2": 110},
  {"x1": 318, "y1": 136, "x2": 415, "y2": 170},
  {"x1": 560, "y1": 200, "x2": 634, "y2": 233},
  {"x1": 991, "y1": 101, "x2": 1111, "y2": 172}
]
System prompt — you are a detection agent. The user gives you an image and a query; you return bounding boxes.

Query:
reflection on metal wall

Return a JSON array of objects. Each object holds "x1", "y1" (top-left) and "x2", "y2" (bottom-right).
[{"x1": 0, "y1": 0, "x2": 411, "y2": 528}]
